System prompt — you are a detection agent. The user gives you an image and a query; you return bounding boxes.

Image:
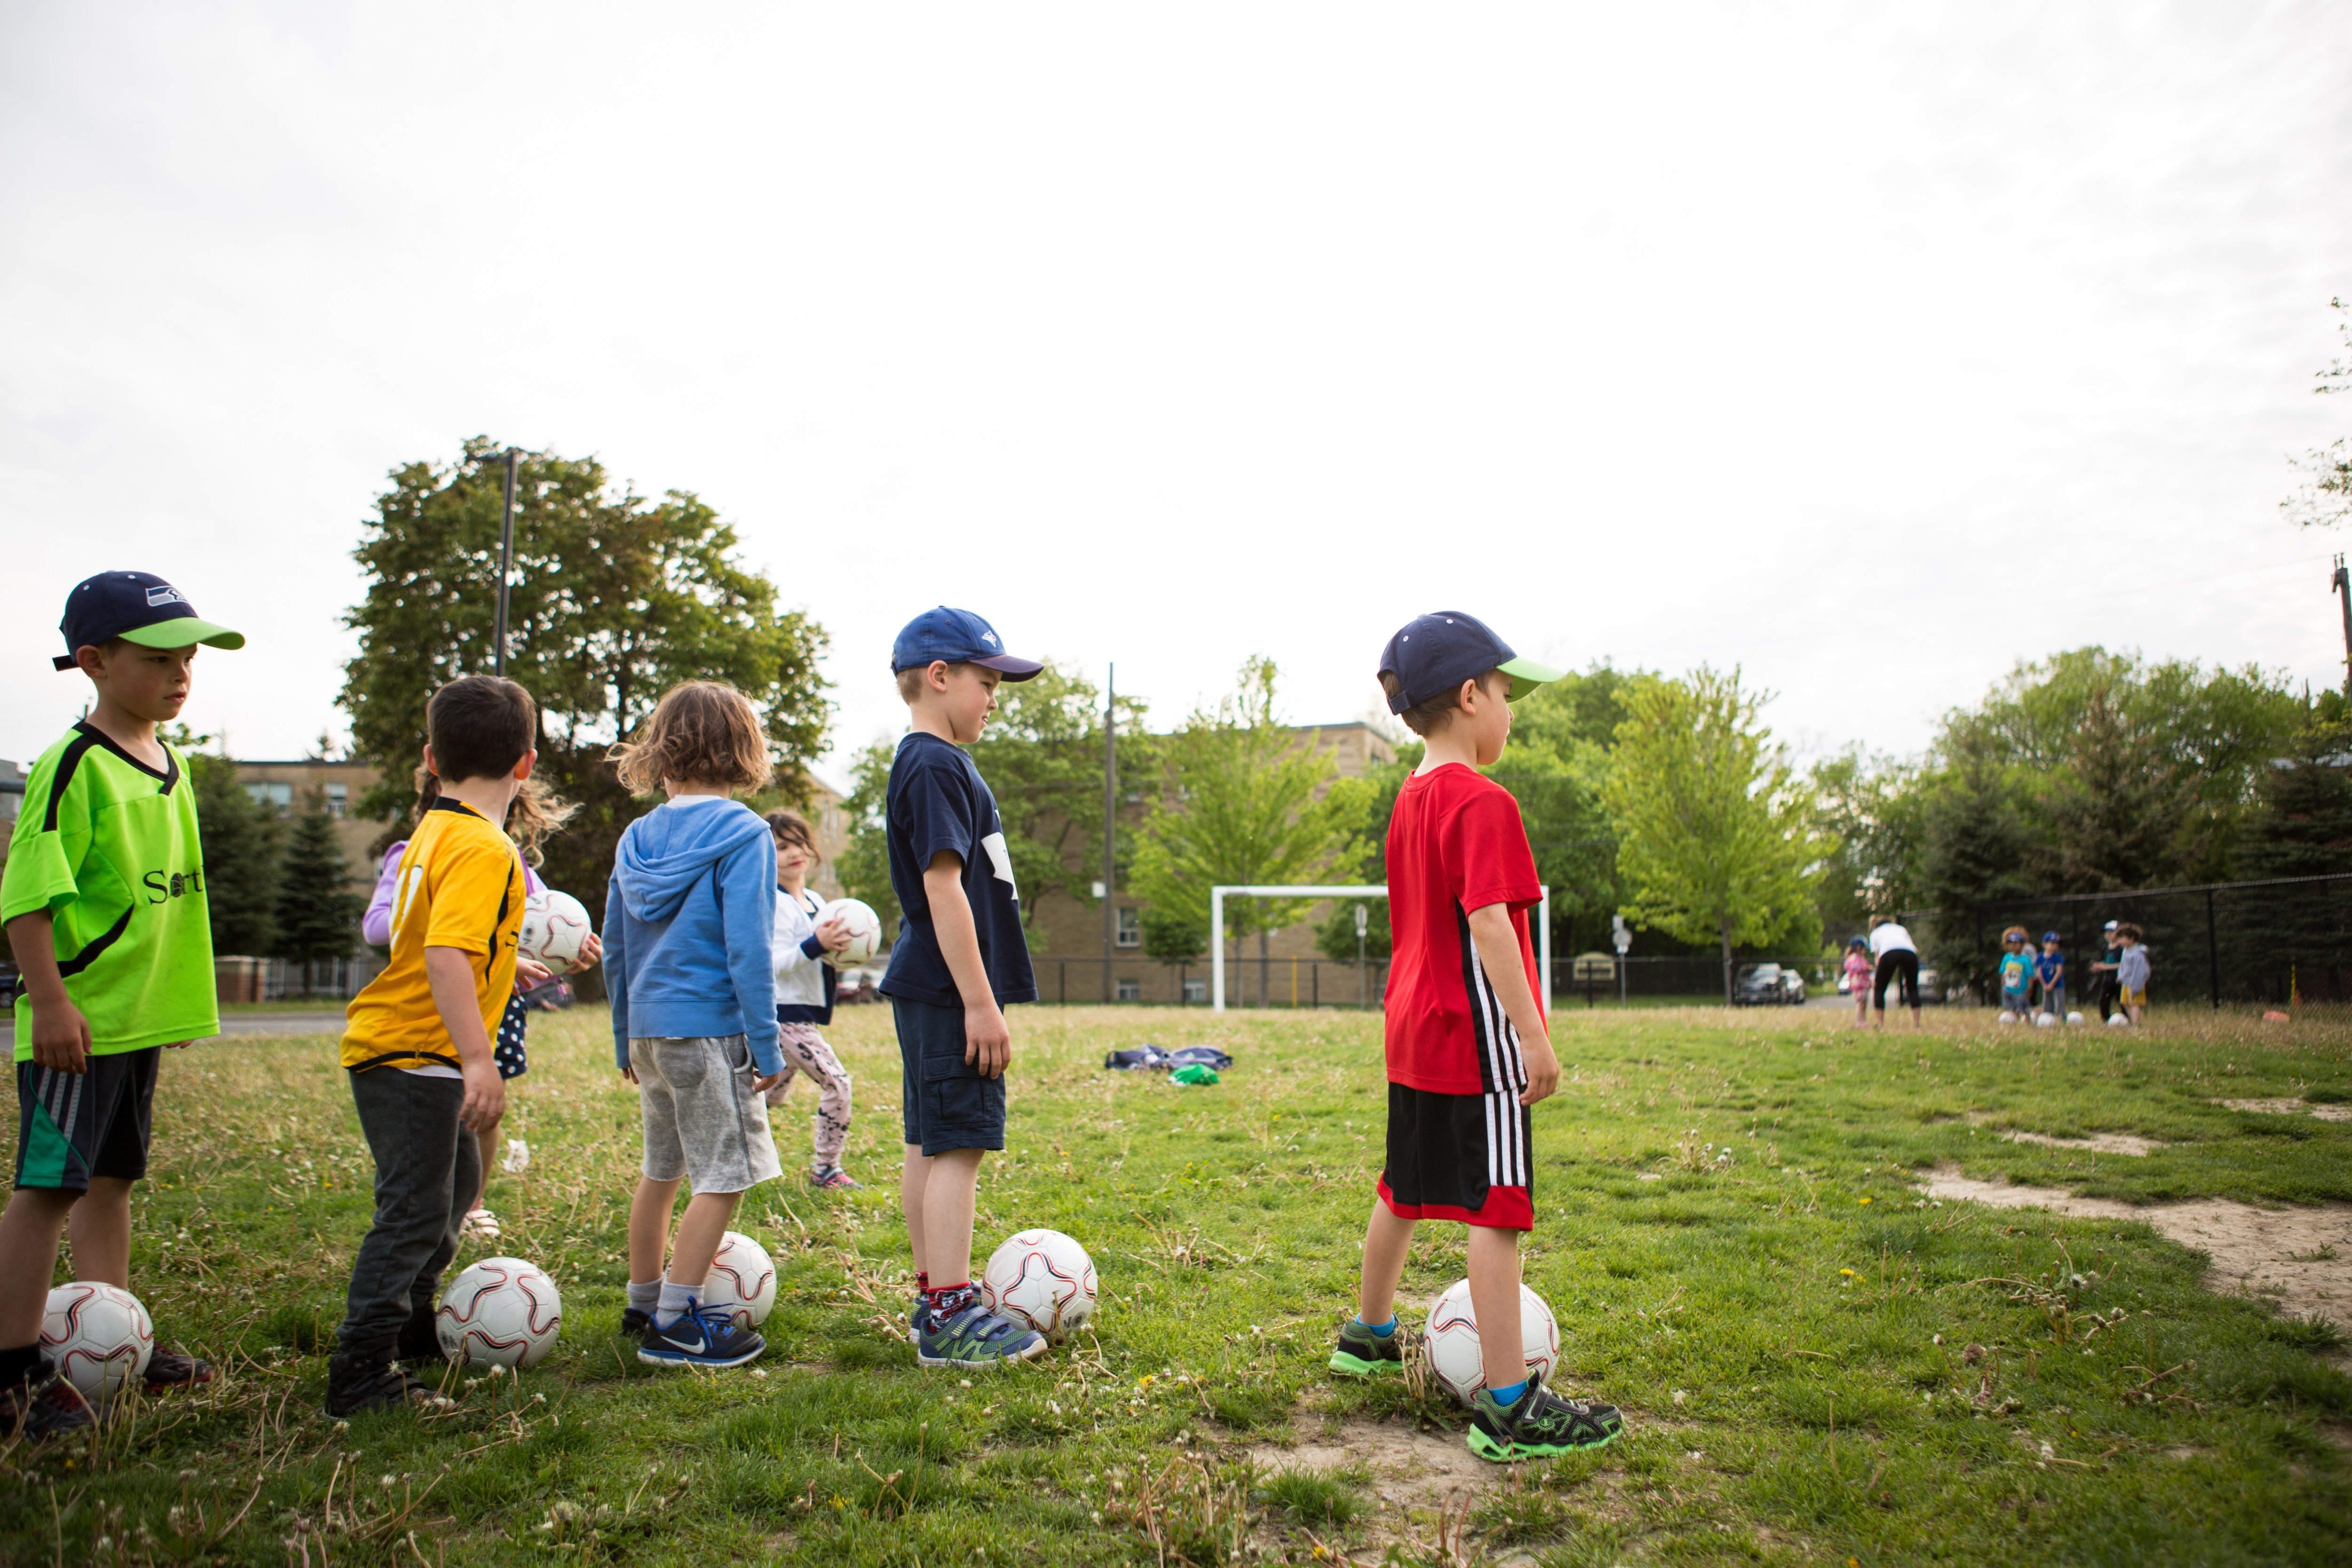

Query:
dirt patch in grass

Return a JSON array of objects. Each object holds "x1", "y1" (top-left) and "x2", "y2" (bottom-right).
[
  {"x1": 1247, "y1": 1411, "x2": 1496, "y2": 1518},
  {"x1": 2219, "y1": 1098, "x2": 2352, "y2": 1123},
  {"x1": 1920, "y1": 1164, "x2": 2352, "y2": 1363},
  {"x1": 2002, "y1": 1130, "x2": 2166, "y2": 1156}
]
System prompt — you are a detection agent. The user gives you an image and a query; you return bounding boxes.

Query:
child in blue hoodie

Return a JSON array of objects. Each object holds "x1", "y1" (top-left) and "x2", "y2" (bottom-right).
[{"x1": 603, "y1": 681, "x2": 784, "y2": 1369}]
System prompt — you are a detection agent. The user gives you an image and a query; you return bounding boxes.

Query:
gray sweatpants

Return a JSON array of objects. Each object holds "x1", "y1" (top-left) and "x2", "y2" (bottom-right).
[{"x1": 336, "y1": 1068, "x2": 478, "y2": 1355}]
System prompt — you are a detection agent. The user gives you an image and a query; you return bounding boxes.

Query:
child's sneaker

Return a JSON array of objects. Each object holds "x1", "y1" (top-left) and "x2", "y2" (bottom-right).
[
  {"x1": 1, "y1": 1369, "x2": 94, "y2": 1440},
  {"x1": 1328, "y1": 1317, "x2": 1410, "y2": 1378},
  {"x1": 325, "y1": 1350, "x2": 453, "y2": 1417},
  {"x1": 1466, "y1": 1383, "x2": 1621, "y2": 1462},
  {"x1": 620, "y1": 1308, "x2": 653, "y2": 1338},
  {"x1": 143, "y1": 1344, "x2": 215, "y2": 1389},
  {"x1": 808, "y1": 1165, "x2": 863, "y2": 1190},
  {"x1": 638, "y1": 1302, "x2": 765, "y2": 1369},
  {"x1": 915, "y1": 1301, "x2": 1047, "y2": 1369}
]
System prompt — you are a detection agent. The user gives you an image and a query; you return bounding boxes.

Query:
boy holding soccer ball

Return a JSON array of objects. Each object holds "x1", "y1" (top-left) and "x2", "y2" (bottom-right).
[
  {"x1": 1, "y1": 572, "x2": 241, "y2": 1440},
  {"x1": 1329, "y1": 612, "x2": 1623, "y2": 1461},
  {"x1": 882, "y1": 608, "x2": 1049, "y2": 1368}
]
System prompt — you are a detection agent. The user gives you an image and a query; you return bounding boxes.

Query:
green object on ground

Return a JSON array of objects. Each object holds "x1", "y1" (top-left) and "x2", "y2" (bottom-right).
[{"x1": 1171, "y1": 1063, "x2": 1220, "y2": 1085}]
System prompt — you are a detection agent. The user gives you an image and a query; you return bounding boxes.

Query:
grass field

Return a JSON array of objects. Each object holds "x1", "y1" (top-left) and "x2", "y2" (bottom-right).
[{"x1": 3, "y1": 1003, "x2": 2349, "y2": 1565}]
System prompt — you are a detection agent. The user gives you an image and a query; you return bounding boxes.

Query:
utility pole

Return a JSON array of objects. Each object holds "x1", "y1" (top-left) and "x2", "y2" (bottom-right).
[
  {"x1": 492, "y1": 446, "x2": 520, "y2": 678},
  {"x1": 2333, "y1": 556, "x2": 2352, "y2": 706},
  {"x1": 1102, "y1": 663, "x2": 1117, "y2": 1002}
]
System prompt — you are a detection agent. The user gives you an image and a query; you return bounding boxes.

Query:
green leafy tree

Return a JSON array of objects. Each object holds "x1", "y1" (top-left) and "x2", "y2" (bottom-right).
[
  {"x1": 1493, "y1": 666, "x2": 1638, "y2": 954},
  {"x1": 272, "y1": 788, "x2": 360, "y2": 993},
  {"x1": 188, "y1": 752, "x2": 280, "y2": 958},
  {"x1": 1603, "y1": 668, "x2": 1823, "y2": 1004},
  {"x1": 1809, "y1": 746, "x2": 1924, "y2": 933},
  {"x1": 1913, "y1": 734, "x2": 2037, "y2": 992},
  {"x1": 340, "y1": 439, "x2": 831, "y2": 952},
  {"x1": 1130, "y1": 658, "x2": 1375, "y2": 979},
  {"x1": 2284, "y1": 297, "x2": 2352, "y2": 530}
]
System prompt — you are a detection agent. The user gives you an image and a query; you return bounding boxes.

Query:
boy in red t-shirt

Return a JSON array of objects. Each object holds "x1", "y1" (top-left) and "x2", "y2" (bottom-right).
[{"x1": 1329, "y1": 612, "x2": 1623, "y2": 1462}]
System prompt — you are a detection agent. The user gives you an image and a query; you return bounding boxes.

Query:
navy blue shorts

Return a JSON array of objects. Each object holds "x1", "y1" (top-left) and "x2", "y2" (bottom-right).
[{"x1": 891, "y1": 996, "x2": 1005, "y2": 1156}]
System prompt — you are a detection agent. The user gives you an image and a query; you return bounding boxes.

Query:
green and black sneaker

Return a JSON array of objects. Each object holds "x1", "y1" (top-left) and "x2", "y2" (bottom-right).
[
  {"x1": 1467, "y1": 1383, "x2": 1622, "y2": 1462},
  {"x1": 1327, "y1": 1317, "x2": 1409, "y2": 1378}
]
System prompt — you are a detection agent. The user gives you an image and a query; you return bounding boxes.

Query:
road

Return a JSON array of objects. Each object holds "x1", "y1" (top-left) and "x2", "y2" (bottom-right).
[{"x1": 0, "y1": 1011, "x2": 346, "y2": 1050}]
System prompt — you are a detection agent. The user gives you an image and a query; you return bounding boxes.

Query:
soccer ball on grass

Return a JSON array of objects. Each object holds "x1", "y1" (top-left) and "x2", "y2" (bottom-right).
[
  {"x1": 437, "y1": 1257, "x2": 562, "y2": 1368},
  {"x1": 981, "y1": 1228, "x2": 1097, "y2": 1341},
  {"x1": 702, "y1": 1231, "x2": 778, "y2": 1329},
  {"x1": 42, "y1": 1281, "x2": 153, "y2": 1404},
  {"x1": 1422, "y1": 1280, "x2": 1561, "y2": 1406}
]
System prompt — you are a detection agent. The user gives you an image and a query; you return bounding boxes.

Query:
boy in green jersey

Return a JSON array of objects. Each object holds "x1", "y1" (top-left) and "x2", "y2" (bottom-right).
[{"x1": 0, "y1": 572, "x2": 243, "y2": 1440}]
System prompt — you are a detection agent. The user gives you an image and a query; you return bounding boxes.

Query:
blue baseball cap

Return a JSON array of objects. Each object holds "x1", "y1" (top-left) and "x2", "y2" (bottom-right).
[
  {"x1": 1376, "y1": 610, "x2": 1562, "y2": 713},
  {"x1": 890, "y1": 606, "x2": 1042, "y2": 681},
  {"x1": 53, "y1": 570, "x2": 244, "y2": 671}
]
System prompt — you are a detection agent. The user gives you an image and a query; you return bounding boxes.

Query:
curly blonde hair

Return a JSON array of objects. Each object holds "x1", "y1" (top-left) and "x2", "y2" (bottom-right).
[{"x1": 609, "y1": 681, "x2": 773, "y2": 795}]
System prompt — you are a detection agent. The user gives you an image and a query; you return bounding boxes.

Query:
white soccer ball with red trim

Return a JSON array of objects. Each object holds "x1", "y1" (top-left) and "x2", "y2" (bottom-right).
[
  {"x1": 436, "y1": 1256, "x2": 562, "y2": 1368},
  {"x1": 820, "y1": 898, "x2": 884, "y2": 966},
  {"x1": 1423, "y1": 1279, "x2": 1561, "y2": 1406},
  {"x1": 518, "y1": 890, "x2": 594, "y2": 974},
  {"x1": 981, "y1": 1228, "x2": 1097, "y2": 1342},
  {"x1": 42, "y1": 1281, "x2": 153, "y2": 1404},
  {"x1": 701, "y1": 1231, "x2": 777, "y2": 1329}
]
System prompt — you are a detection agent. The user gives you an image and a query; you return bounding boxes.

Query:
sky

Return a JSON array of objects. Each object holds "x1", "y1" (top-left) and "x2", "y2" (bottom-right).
[{"x1": 3, "y1": 2, "x2": 2349, "y2": 785}]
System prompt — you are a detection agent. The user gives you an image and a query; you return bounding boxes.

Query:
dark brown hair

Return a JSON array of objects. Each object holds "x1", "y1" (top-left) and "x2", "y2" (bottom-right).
[
  {"x1": 609, "y1": 681, "x2": 773, "y2": 795},
  {"x1": 1378, "y1": 667, "x2": 1504, "y2": 737},
  {"x1": 765, "y1": 809, "x2": 818, "y2": 859},
  {"x1": 410, "y1": 763, "x2": 578, "y2": 867},
  {"x1": 427, "y1": 676, "x2": 537, "y2": 783},
  {"x1": 2115, "y1": 922, "x2": 2144, "y2": 944}
]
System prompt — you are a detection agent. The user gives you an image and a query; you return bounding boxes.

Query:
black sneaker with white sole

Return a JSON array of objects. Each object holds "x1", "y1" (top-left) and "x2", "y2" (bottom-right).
[
  {"x1": 637, "y1": 1301, "x2": 765, "y2": 1369},
  {"x1": 324, "y1": 1349, "x2": 452, "y2": 1417}
]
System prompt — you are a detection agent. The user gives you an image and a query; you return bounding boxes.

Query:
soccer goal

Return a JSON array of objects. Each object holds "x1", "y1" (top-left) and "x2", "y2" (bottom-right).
[{"x1": 1208, "y1": 884, "x2": 1551, "y2": 1013}]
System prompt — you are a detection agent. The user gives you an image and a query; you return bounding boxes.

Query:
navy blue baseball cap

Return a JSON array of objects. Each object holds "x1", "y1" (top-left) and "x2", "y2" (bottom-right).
[
  {"x1": 890, "y1": 606, "x2": 1043, "y2": 681},
  {"x1": 53, "y1": 571, "x2": 244, "y2": 671},
  {"x1": 1376, "y1": 610, "x2": 1562, "y2": 713}
]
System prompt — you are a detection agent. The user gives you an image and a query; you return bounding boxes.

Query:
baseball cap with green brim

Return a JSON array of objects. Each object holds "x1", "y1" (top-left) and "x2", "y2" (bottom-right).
[
  {"x1": 53, "y1": 571, "x2": 245, "y2": 670},
  {"x1": 1377, "y1": 611, "x2": 1563, "y2": 712}
]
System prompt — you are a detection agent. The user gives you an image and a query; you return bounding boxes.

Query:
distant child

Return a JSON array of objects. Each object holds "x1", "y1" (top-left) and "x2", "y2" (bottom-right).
[
  {"x1": 604, "y1": 682, "x2": 784, "y2": 1368},
  {"x1": 0, "y1": 572, "x2": 240, "y2": 1440},
  {"x1": 362, "y1": 772, "x2": 598, "y2": 1241},
  {"x1": 2114, "y1": 924, "x2": 2149, "y2": 1025},
  {"x1": 1842, "y1": 938, "x2": 1872, "y2": 1027},
  {"x1": 2087, "y1": 920, "x2": 2123, "y2": 1021},
  {"x1": 1997, "y1": 928, "x2": 2033, "y2": 1018},
  {"x1": 764, "y1": 810, "x2": 860, "y2": 1189},
  {"x1": 2035, "y1": 932, "x2": 2067, "y2": 1021},
  {"x1": 882, "y1": 607, "x2": 1049, "y2": 1368},
  {"x1": 1332, "y1": 611, "x2": 1623, "y2": 1463},
  {"x1": 328, "y1": 675, "x2": 536, "y2": 1416},
  {"x1": 1868, "y1": 915, "x2": 1922, "y2": 1027}
]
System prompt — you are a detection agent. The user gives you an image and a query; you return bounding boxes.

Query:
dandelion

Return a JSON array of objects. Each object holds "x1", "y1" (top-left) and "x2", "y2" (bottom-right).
[
  {"x1": 1840, "y1": 1268, "x2": 1857, "y2": 1278},
  {"x1": 1859, "y1": 1196, "x2": 1873, "y2": 1205}
]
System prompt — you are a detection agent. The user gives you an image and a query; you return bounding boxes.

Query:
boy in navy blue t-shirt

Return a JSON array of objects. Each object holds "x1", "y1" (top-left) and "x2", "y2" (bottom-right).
[{"x1": 880, "y1": 607, "x2": 1047, "y2": 1368}]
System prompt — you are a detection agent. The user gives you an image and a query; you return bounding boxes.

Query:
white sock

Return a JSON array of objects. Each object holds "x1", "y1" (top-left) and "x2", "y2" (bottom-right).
[
  {"x1": 655, "y1": 1279, "x2": 697, "y2": 1326},
  {"x1": 627, "y1": 1280, "x2": 661, "y2": 1315}
]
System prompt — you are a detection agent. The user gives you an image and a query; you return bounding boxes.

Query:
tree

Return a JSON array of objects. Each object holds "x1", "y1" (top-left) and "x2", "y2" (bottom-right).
[
  {"x1": 340, "y1": 439, "x2": 831, "y2": 952},
  {"x1": 188, "y1": 752, "x2": 280, "y2": 958},
  {"x1": 1129, "y1": 658, "x2": 1375, "y2": 982},
  {"x1": 272, "y1": 788, "x2": 361, "y2": 993},
  {"x1": 2284, "y1": 297, "x2": 2352, "y2": 531},
  {"x1": 1603, "y1": 668, "x2": 1823, "y2": 1004},
  {"x1": 1913, "y1": 734, "x2": 2036, "y2": 994},
  {"x1": 1491, "y1": 666, "x2": 1638, "y2": 955},
  {"x1": 2242, "y1": 721, "x2": 2352, "y2": 879},
  {"x1": 1808, "y1": 746, "x2": 1923, "y2": 933}
]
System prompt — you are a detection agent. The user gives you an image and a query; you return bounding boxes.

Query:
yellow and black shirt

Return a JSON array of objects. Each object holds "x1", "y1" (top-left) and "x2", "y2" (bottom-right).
[{"x1": 341, "y1": 798, "x2": 524, "y2": 1073}]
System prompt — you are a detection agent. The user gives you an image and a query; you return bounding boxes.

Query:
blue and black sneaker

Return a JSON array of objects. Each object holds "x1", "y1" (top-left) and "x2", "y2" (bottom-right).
[
  {"x1": 914, "y1": 1301, "x2": 1048, "y2": 1369},
  {"x1": 637, "y1": 1300, "x2": 765, "y2": 1369}
]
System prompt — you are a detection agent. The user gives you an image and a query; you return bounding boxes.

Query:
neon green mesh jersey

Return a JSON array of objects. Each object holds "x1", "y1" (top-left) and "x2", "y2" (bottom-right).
[{"x1": 3, "y1": 722, "x2": 219, "y2": 1059}]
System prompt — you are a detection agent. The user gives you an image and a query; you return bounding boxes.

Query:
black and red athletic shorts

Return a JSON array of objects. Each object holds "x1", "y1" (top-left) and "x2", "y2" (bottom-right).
[{"x1": 1376, "y1": 1081, "x2": 1534, "y2": 1232}]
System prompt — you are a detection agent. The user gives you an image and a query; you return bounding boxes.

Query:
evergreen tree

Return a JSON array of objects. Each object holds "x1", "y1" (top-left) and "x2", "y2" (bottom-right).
[
  {"x1": 1914, "y1": 738, "x2": 2034, "y2": 995},
  {"x1": 2233, "y1": 724, "x2": 2352, "y2": 1001},
  {"x1": 272, "y1": 788, "x2": 360, "y2": 993},
  {"x1": 189, "y1": 753, "x2": 280, "y2": 958}
]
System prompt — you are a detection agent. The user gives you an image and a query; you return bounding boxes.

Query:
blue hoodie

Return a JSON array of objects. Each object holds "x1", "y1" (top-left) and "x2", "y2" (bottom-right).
[{"x1": 603, "y1": 796, "x2": 781, "y2": 1075}]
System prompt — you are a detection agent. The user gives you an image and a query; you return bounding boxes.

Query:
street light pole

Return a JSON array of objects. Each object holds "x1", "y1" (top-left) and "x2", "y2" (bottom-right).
[
  {"x1": 492, "y1": 446, "x2": 520, "y2": 678},
  {"x1": 2333, "y1": 556, "x2": 2352, "y2": 707}
]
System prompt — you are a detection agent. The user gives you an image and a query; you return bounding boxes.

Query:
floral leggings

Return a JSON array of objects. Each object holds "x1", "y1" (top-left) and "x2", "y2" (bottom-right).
[{"x1": 764, "y1": 1023, "x2": 852, "y2": 1170}]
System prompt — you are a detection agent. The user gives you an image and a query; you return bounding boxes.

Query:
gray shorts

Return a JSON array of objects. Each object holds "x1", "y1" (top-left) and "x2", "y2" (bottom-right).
[{"x1": 630, "y1": 1035, "x2": 782, "y2": 1194}]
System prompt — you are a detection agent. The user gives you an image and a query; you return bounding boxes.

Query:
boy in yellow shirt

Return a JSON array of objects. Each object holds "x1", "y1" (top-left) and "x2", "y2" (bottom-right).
[{"x1": 327, "y1": 676, "x2": 536, "y2": 1415}]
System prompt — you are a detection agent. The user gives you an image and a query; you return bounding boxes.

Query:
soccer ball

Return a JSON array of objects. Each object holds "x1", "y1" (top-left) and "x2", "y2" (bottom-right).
[
  {"x1": 821, "y1": 899, "x2": 884, "y2": 965},
  {"x1": 1997, "y1": 1011, "x2": 2018, "y2": 1025},
  {"x1": 2066, "y1": 1011, "x2": 2084, "y2": 1025},
  {"x1": 518, "y1": 890, "x2": 594, "y2": 974},
  {"x1": 437, "y1": 1257, "x2": 562, "y2": 1368},
  {"x1": 2034, "y1": 1012, "x2": 2057, "y2": 1028},
  {"x1": 981, "y1": 1229, "x2": 1097, "y2": 1342},
  {"x1": 42, "y1": 1282, "x2": 153, "y2": 1404},
  {"x1": 1423, "y1": 1280, "x2": 1561, "y2": 1406},
  {"x1": 2107, "y1": 1013, "x2": 2132, "y2": 1027},
  {"x1": 701, "y1": 1231, "x2": 777, "y2": 1329}
]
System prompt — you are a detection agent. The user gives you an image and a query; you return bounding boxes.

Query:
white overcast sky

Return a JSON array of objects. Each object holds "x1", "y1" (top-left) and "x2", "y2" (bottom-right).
[{"x1": 3, "y1": 3, "x2": 2349, "y2": 783}]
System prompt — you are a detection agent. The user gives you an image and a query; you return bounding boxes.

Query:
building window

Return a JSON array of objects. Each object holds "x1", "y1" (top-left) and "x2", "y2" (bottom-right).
[
  {"x1": 325, "y1": 783, "x2": 348, "y2": 819},
  {"x1": 245, "y1": 781, "x2": 293, "y2": 813},
  {"x1": 1115, "y1": 907, "x2": 1142, "y2": 948},
  {"x1": 1182, "y1": 978, "x2": 1207, "y2": 1003},
  {"x1": 1116, "y1": 979, "x2": 1141, "y2": 1002}
]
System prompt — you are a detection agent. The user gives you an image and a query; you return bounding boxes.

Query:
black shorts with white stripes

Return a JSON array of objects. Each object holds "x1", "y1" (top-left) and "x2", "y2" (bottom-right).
[{"x1": 1378, "y1": 1081, "x2": 1534, "y2": 1231}]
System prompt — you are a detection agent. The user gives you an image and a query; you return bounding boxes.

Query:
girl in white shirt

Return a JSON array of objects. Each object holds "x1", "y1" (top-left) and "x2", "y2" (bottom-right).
[{"x1": 765, "y1": 811, "x2": 861, "y2": 1188}]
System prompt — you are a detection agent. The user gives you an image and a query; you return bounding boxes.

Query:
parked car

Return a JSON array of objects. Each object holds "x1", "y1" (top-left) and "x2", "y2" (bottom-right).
[
  {"x1": 1733, "y1": 963, "x2": 1806, "y2": 1006},
  {"x1": 834, "y1": 966, "x2": 882, "y2": 1006}
]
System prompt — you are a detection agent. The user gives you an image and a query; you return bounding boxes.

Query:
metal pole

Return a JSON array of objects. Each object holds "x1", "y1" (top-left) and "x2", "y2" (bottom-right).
[
  {"x1": 2334, "y1": 557, "x2": 2352, "y2": 706},
  {"x1": 2206, "y1": 887, "x2": 2221, "y2": 1011},
  {"x1": 492, "y1": 446, "x2": 519, "y2": 678},
  {"x1": 1211, "y1": 888, "x2": 1226, "y2": 1012},
  {"x1": 1538, "y1": 887, "x2": 1552, "y2": 1015},
  {"x1": 1102, "y1": 663, "x2": 1116, "y2": 1002}
]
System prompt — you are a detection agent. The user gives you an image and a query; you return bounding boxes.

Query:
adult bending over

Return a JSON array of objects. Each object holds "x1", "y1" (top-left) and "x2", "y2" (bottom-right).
[{"x1": 1868, "y1": 915, "x2": 1920, "y2": 1028}]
